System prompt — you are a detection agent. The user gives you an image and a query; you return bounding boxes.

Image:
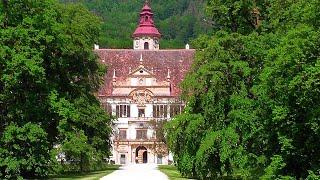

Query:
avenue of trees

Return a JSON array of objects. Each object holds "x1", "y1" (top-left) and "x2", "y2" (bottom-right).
[
  {"x1": 166, "y1": 0, "x2": 320, "y2": 179},
  {"x1": 0, "y1": 0, "x2": 112, "y2": 179},
  {"x1": 1, "y1": 0, "x2": 319, "y2": 179}
]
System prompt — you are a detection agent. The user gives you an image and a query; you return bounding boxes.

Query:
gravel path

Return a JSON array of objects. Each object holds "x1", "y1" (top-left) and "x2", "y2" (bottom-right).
[{"x1": 100, "y1": 163, "x2": 168, "y2": 180}]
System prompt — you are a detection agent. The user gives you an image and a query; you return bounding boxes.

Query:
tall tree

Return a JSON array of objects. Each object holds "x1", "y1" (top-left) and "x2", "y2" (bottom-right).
[
  {"x1": 255, "y1": 26, "x2": 320, "y2": 180},
  {"x1": 206, "y1": 0, "x2": 266, "y2": 33},
  {"x1": 0, "y1": 0, "x2": 112, "y2": 179},
  {"x1": 166, "y1": 0, "x2": 320, "y2": 179}
]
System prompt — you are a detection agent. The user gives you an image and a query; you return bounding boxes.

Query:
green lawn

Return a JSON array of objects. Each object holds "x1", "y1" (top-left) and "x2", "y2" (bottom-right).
[
  {"x1": 158, "y1": 165, "x2": 191, "y2": 180},
  {"x1": 51, "y1": 165, "x2": 120, "y2": 180}
]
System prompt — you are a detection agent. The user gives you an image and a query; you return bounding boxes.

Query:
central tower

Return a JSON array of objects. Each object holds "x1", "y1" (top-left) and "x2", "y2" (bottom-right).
[{"x1": 133, "y1": 2, "x2": 161, "y2": 50}]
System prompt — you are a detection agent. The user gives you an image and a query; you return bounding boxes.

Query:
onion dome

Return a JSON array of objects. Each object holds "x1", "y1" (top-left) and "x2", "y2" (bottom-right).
[{"x1": 133, "y1": 3, "x2": 161, "y2": 38}]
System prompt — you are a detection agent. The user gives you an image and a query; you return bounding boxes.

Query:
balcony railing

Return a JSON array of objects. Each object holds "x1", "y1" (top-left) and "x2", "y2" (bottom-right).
[
  {"x1": 114, "y1": 136, "x2": 157, "y2": 142},
  {"x1": 127, "y1": 117, "x2": 169, "y2": 121}
]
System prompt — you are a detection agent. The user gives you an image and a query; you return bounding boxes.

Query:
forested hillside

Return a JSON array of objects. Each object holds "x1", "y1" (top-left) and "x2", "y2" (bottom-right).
[{"x1": 60, "y1": 0, "x2": 210, "y2": 49}]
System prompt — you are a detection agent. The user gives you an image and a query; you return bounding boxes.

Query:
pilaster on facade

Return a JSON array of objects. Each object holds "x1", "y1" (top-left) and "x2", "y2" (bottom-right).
[{"x1": 96, "y1": 2, "x2": 195, "y2": 165}]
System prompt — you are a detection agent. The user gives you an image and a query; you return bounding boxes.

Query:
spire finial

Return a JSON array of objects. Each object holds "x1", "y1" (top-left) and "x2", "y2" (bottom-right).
[
  {"x1": 113, "y1": 69, "x2": 116, "y2": 84},
  {"x1": 113, "y1": 69, "x2": 116, "y2": 79},
  {"x1": 140, "y1": 54, "x2": 143, "y2": 65}
]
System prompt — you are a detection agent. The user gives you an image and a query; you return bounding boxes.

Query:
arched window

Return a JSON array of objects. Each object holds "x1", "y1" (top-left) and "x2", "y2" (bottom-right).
[{"x1": 144, "y1": 42, "x2": 149, "y2": 50}]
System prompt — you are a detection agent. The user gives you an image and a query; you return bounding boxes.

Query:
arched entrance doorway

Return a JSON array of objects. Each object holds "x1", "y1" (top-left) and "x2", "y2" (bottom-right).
[{"x1": 135, "y1": 146, "x2": 148, "y2": 164}]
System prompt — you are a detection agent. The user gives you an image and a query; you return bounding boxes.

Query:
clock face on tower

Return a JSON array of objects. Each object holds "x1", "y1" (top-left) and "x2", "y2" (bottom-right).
[
  {"x1": 154, "y1": 39, "x2": 159, "y2": 48},
  {"x1": 135, "y1": 40, "x2": 139, "y2": 48},
  {"x1": 139, "y1": 78, "x2": 144, "y2": 85}
]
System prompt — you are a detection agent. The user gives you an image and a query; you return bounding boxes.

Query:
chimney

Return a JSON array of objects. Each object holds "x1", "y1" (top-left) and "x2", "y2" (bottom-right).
[{"x1": 185, "y1": 44, "x2": 190, "y2": 49}]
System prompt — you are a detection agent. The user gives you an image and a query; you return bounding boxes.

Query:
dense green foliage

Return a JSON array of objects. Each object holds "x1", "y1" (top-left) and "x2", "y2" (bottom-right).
[
  {"x1": 1, "y1": 0, "x2": 319, "y2": 179},
  {"x1": 60, "y1": 0, "x2": 210, "y2": 49},
  {"x1": 0, "y1": 0, "x2": 112, "y2": 179},
  {"x1": 166, "y1": 0, "x2": 320, "y2": 179}
]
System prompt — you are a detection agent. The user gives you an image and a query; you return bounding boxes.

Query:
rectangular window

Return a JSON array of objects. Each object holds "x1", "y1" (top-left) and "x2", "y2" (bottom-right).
[
  {"x1": 153, "y1": 105, "x2": 168, "y2": 118},
  {"x1": 119, "y1": 130, "x2": 127, "y2": 140},
  {"x1": 120, "y1": 154, "x2": 126, "y2": 164},
  {"x1": 170, "y1": 104, "x2": 184, "y2": 118},
  {"x1": 138, "y1": 109, "x2": 145, "y2": 117},
  {"x1": 116, "y1": 105, "x2": 130, "y2": 118},
  {"x1": 157, "y1": 154, "x2": 163, "y2": 164},
  {"x1": 136, "y1": 130, "x2": 147, "y2": 139},
  {"x1": 102, "y1": 103, "x2": 112, "y2": 115}
]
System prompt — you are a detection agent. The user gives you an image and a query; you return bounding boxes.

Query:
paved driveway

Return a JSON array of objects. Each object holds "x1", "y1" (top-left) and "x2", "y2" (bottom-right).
[{"x1": 101, "y1": 163, "x2": 168, "y2": 180}]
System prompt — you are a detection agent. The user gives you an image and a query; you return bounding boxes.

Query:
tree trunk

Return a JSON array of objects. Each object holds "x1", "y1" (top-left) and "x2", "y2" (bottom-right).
[
  {"x1": 2, "y1": 0, "x2": 8, "y2": 28},
  {"x1": 80, "y1": 153, "x2": 83, "y2": 172}
]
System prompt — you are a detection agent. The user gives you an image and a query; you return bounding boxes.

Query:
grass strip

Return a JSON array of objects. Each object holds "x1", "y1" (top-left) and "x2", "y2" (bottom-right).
[
  {"x1": 51, "y1": 165, "x2": 120, "y2": 180},
  {"x1": 158, "y1": 165, "x2": 190, "y2": 180}
]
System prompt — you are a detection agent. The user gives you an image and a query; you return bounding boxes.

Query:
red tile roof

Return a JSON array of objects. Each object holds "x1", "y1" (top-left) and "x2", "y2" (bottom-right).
[
  {"x1": 96, "y1": 49, "x2": 195, "y2": 97},
  {"x1": 142, "y1": 4, "x2": 152, "y2": 12},
  {"x1": 133, "y1": 2, "x2": 161, "y2": 38},
  {"x1": 133, "y1": 26, "x2": 161, "y2": 38}
]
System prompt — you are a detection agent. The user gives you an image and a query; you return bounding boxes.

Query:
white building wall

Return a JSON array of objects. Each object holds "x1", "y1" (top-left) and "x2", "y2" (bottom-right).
[
  {"x1": 133, "y1": 37, "x2": 159, "y2": 50},
  {"x1": 147, "y1": 129, "x2": 153, "y2": 139},
  {"x1": 145, "y1": 104, "x2": 153, "y2": 118},
  {"x1": 111, "y1": 104, "x2": 116, "y2": 116},
  {"x1": 146, "y1": 78, "x2": 153, "y2": 86},
  {"x1": 117, "y1": 118, "x2": 128, "y2": 126},
  {"x1": 131, "y1": 104, "x2": 138, "y2": 118},
  {"x1": 103, "y1": 63, "x2": 185, "y2": 165},
  {"x1": 131, "y1": 78, "x2": 138, "y2": 86},
  {"x1": 128, "y1": 125, "x2": 136, "y2": 140}
]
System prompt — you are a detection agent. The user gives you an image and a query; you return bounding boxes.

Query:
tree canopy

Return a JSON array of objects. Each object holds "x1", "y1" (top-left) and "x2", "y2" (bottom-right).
[
  {"x1": 166, "y1": 0, "x2": 320, "y2": 179},
  {"x1": 1, "y1": 0, "x2": 319, "y2": 179},
  {"x1": 0, "y1": 0, "x2": 112, "y2": 179}
]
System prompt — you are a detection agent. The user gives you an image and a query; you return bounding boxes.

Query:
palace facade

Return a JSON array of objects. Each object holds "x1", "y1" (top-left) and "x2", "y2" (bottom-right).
[{"x1": 95, "y1": 3, "x2": 195, "y2": 165}]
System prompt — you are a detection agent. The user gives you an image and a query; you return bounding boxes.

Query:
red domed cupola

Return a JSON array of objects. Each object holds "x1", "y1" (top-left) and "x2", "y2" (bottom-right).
[{"x1": 133, "y1": 2, "x2": 161, "y2": 38}]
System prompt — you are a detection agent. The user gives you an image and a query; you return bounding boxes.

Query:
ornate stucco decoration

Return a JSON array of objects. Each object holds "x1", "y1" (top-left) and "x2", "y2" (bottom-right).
[{"x1": 129, "y1": 89, "x2": 154, "y2": 106}]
